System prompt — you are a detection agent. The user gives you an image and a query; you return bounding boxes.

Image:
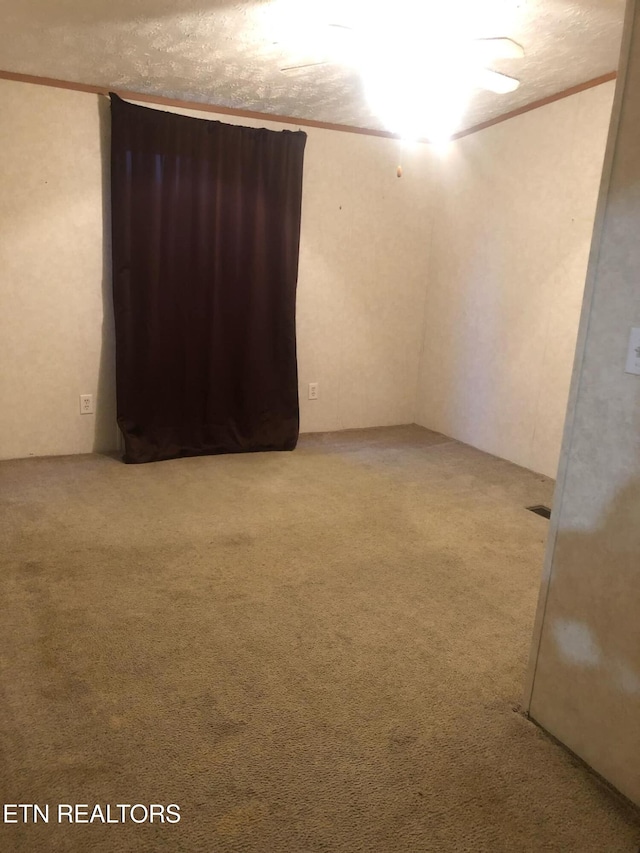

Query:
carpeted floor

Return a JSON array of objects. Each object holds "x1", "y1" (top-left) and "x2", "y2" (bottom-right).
[{"x1": 0, "y1": 425, "x2": 638, "y2": 852}]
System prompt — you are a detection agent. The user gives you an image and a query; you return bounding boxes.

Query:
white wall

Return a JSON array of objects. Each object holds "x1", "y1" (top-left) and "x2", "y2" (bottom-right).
[
  {"x1": 416, "y1": 82, "x2": 615, "y2": 478},
  {"x1": 297, "y1": 131, "x2": 432, "y2": 432},
  {"x1": 0, "y1": 79, "x2": 433, "y2": 460},
  {"x1": 0, "y1": 76, "x2": 616, "y2": 471},
  {"x1": 0, "y1": 82, "x2": 116, "y2": 459}
]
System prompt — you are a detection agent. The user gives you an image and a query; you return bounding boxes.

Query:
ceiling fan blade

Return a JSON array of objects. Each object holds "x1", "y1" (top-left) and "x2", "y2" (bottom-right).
[
  {"x1": 477, "y1": 68, "x2": 520, "y2": 94},
  {"x1": 473, "y1": 37, "x2": 525, "y2": 60},
  {"x1": 273, "y1": 23, "x2": 353, "y2": 47},
  {"x1": 280, "y1": 61, "x2": 330, "y2": 73},
  {"x1": 275, "y1": 22, "x2": 353, "y2": 73}
]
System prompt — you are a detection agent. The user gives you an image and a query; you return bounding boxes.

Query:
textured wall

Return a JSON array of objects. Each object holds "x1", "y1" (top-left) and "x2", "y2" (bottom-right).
[
  {"x1": 0, "y1": 79, "x2": 432, "y2": 459},
  {"x1": 525, "y1": 0, "x2": 640, "y2": 806},
  {"x1": 297, "y1": 132, "x2": 432, "y2": 432},
  {"x1": 0, "y1": 76, "x2": 616, "y2": 469},
  {"x1": 415, "y1": 81, "x2": 615, "y2": 478},
  {"x1": 0, "y1": 82, "x2": 117, "y2": 459}
]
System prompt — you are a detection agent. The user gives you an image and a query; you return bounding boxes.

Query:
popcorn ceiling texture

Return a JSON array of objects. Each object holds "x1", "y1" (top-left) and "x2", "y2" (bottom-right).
[{"x1": 0, "y1": 0, "x2": 626, "y2": 132}]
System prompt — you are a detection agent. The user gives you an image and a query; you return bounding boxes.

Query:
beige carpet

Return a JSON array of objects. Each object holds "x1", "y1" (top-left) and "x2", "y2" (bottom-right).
[{"x1": 0, "y1": 425, "x2": 638, "y2": 852}]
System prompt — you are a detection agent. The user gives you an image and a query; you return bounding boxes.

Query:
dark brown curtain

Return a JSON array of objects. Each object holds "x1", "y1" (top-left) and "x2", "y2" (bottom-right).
[{"x1": 110, "y1": 94, "x2": 307, "y2": 463}]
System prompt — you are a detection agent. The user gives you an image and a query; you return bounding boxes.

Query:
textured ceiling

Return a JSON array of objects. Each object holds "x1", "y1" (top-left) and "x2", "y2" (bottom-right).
[{"x1": 0, "y1": 0, "x2": 626, "y2": 134}]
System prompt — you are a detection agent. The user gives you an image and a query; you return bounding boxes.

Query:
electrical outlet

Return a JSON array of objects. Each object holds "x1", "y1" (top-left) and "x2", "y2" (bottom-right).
[
  {"x1": 80, "y1": 394, "x2": 94, "y2": 414},
  {"x1": 308, "y1": 382, "x2": 319, "y2": 400}
]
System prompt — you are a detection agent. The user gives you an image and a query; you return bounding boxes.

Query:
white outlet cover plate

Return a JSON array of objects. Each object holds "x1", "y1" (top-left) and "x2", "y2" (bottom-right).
[
  {"x1": 80, "y1": 394, "x2": 94, "y2": 414},
  {"x1": 625, "y1": 327, "x2": 640, "y2": 376}
]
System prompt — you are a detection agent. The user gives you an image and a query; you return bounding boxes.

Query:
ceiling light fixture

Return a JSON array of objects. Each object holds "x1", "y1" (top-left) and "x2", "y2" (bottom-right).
[{"x1": 266, "y1": 0, "x2": 525, "y2": 142}]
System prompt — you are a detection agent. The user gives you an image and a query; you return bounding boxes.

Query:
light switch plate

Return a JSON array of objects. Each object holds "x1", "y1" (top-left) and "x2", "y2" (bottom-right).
[{"x1": 625, "y1": 327, "x2": 640, "y2": 376}]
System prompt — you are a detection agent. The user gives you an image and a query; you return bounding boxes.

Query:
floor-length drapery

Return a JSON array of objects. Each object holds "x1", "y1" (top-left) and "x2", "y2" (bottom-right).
[{"x1": 110, "y1": 94, "x2": 307, "y2": 463}]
